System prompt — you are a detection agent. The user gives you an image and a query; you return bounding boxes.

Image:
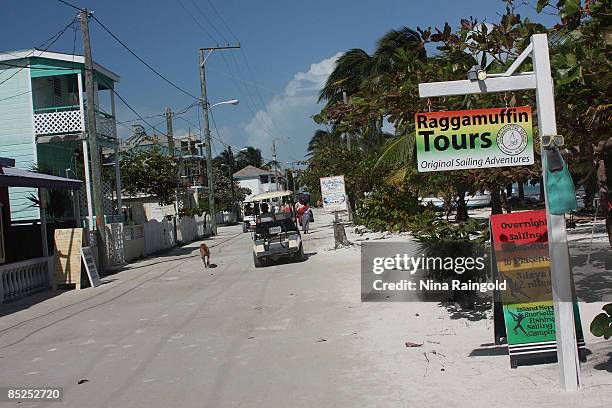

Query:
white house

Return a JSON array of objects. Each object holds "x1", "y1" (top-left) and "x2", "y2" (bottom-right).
[
  {"x1": 0, "y1": 49, "x2": 121, "y2": 227},
  {"x1": 233, "y1": 165, "x2": 284, "y2": 200}
]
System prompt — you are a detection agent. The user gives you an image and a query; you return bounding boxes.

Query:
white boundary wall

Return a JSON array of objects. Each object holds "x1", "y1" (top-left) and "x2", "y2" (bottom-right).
[{"x1": 123, "y1": 214, "x2": 213, "y2": 262}]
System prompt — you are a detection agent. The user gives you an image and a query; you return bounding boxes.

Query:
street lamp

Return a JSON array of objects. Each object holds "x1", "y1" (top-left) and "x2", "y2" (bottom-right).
[{"x1": 209, "y1": 99, "x2": 239, "y2": 109}]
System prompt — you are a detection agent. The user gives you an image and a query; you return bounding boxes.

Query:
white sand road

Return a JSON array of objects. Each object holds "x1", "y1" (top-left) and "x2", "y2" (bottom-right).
[{"x1": 0, "y1": 209, "x2": 610, "y2": 407}]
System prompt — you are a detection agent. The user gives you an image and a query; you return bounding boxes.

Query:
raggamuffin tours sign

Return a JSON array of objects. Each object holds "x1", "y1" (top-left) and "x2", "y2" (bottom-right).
[{"x1": 415, "y1": 106, "x2": 534, "y2": 172}]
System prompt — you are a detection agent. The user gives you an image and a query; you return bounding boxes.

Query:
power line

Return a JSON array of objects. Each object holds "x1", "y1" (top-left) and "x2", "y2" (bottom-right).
[
  {"x1": 204, "y1": 0, "x2": 239, "y2": 42},
  {"x1": 176, "y1": 111, "x2": 273, "y2": 163},
  {"x1": 173, "y1": 1, "x2": 285, "y2": 147},
  {"x1": 110, "y1": 88, "x2": 169, "y2": 137},
  {"x1": 115, "y1": 101, "x2": 199, "y2": 126},
  {"x1": 90, "y1": 14, "x2": 201, "y2": 101},
  {"x1": 174, "y1": 0, "x2": 217, "y2": 44},
  {"x1": 0, "y1": 17, "x2": 77, "y2": 87},
  {"x1": 189, "y1": 0, "x2": 288, "y2": 143},
  {"x1": 186, "y1": 0, "x2": 228, "y2": 43},
  {"x1": 56, "y1": 0, "x2": 83, "y2": 11},
  {"x1": 0, "y1": 83, "x2": 53, "y2": 103}
]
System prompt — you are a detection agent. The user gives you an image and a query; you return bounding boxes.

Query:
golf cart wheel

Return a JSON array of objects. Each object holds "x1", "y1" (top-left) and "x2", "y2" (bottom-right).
[{"x1": 253, "y1": 253, "x2": 265, "y2": 268}]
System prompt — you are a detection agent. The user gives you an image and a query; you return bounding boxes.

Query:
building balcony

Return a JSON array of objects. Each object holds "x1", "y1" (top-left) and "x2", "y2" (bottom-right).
[
  {"x1": 33, "y1": 105, "x2": 82, "y2": 136},
  {"x1": 89, "y1": 111, "x2": 117, "y2": 139},
  {"x1": 33, "y1": 106, "x2": 117, "y2": 140}
]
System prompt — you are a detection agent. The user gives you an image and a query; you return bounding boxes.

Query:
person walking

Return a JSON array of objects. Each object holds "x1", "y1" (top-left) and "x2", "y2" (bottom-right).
[{"x1": 301, "y1": 203, "x2": 311, "y2": 234}]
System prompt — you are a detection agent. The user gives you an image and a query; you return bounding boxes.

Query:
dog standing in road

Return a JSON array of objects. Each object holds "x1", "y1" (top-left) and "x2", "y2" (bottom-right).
[{"x1": 199, "y1": 243, "x2": 210, "y2": 268}]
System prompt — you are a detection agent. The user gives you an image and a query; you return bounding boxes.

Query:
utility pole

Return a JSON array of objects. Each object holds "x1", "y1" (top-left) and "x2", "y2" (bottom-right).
[
  {"x1": 199, "y1": 44, "x2": 240, "y2": 235},
  {"x1": 79, "y1": 9, "x2": 107, "y2": 271},
  {"x1": 272, "y1": 140, "x2": 280, "y2": 190},
  {"x1": 227, "y1": 147, "x2": 236, "y2": 213},
  {"x1": 165, "y1": 107, "x2": 175, "y2": 157}
]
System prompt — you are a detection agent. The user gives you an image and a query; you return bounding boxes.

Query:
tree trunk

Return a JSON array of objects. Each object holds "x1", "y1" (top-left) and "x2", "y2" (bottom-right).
[
  {"x1": 518, "y1": 180, "x2": 524, "y2": 203},
  {"x1": 584, "y1": 184, "x2": 595, "y2": 211},
  {"x1": 491, "y1": 189, "x2": 503, "y2": 215},
  {"x1": 506, "y1": 184, "x2": 513, "y2": 199},
  {"x1": 455, "y1": 191, "x2": 468, "y2": 221},
  {"x1": 501, "y1": 191, "x2": 512, "y2": 213},
  {"x1": 539, "y1": 176, "x2": 545, "y2": 203}
]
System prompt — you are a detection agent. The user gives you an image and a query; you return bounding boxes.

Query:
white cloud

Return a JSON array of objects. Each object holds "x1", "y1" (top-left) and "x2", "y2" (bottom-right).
[{"x1": 244, "y1": 53, "x2": 342, "y2": 161}]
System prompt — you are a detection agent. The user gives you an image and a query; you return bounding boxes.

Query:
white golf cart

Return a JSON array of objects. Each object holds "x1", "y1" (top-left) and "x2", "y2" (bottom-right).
[{"x1": 249, "y1": 191, "x2": 305, "y2": 267}]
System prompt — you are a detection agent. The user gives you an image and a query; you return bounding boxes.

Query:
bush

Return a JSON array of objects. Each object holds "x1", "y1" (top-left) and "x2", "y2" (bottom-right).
[
  {"x1": 356, "y1": 186, "x2": 422, "y2": 232},
  {"x1": 590, "y1": 303, "x2": 612, "y2": 340},
  {"x1": 411, "y1": 214, "x2": 490, "y2": 309}
]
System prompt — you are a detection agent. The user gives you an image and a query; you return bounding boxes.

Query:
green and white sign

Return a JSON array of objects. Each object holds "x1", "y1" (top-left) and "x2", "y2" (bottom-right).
[{"x1": 415, "y1": 106, "x2": 534, "y2": 172}]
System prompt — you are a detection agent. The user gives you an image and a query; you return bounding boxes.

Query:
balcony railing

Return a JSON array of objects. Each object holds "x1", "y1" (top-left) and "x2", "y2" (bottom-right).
[
  {"x1": 33, "y1": 106, "x2": 117, "y2": 139},
  {"x1": 94, "y1": 111, "x2": 117, "y2": 139},
  {"x1": 33, "y1": 105, "x2": 82, "y2": 136}
]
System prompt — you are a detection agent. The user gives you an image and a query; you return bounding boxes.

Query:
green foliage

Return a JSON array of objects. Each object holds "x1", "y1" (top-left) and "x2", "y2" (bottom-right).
[
  {"x1": 299, "y1": 135, "x2": 385, "y2": 207},
  {"x1": 411, "y1": 214, "x2": 490, "y2": 287},
  {"x1": 26, "y1": 164, "x2": 72, "y2": 219},
  {"x1": 181, "y1": 200, "x2": 209, "y2": 218},
  {"x1": 211, "y1": 166, "x2": 250, "y2": 211},
  {"x1": 590, "y1": 303, "x2": 612, "y2": 340},
  {"x1": 356, "y1": 185, "x2": 422, "y2": 232},
  {"x1": 120, "y1": 147, "x2": 178, "y2": 205},
  {"x1": 235, "y1": 146, "x2": 264, "y2": 170},
  {"x1": 312, "y1": 0, "x2": 609, "y2": 230}
]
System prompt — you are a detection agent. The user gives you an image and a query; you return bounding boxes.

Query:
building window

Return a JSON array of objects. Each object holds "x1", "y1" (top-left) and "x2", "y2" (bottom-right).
[
  {"x1": 259, "y1": 175, "x2": 269, "y2": 184},
  {"x1": 53, "y1": 77, "x2": 62, "y2": 105}
]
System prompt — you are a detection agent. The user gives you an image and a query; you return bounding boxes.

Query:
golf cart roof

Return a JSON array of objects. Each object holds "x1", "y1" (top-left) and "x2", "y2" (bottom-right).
[{"x1": 247, "y1": 190, "x2": 293, "y2": 202}]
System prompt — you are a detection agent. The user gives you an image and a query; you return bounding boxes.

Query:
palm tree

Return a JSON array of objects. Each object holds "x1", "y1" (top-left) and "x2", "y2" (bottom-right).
[
  {"x1": 235, "y1": 146, "x2": 264, "y2": 170},
  {"x1": 306, "y1": 129, "x2": 342, "y2": 156},
  {"x1": 318, "y1": 49, "x2": 373, "y2": 105},
  {"x1": 319, "y1": 27, "x2": 425, "y2": 105},
  {"x1": 317, "y1": 27, "x2": 426, "y2": 157}
]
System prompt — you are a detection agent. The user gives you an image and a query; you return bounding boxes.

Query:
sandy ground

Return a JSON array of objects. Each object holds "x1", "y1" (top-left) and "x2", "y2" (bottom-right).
[{"x1": 0, "y1": 209, "x2": 609, "y2": 407}]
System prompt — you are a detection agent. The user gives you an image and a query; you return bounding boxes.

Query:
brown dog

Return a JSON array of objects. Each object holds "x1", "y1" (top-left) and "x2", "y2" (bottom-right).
[{"x1": 199, "y1": 243, "x2": 210, "y2": 268}]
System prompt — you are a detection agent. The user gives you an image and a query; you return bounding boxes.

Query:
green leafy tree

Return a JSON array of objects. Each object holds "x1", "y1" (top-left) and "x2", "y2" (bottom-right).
[
  {"x1": 212, "y1": 165, "x2": 250, "y2": 211},
  {"x1": 120, "y1": 147, "x2": 178, "y2": 205},
  {"x1": 235, "y1": 146, "x2": 264, "y2": 170}
]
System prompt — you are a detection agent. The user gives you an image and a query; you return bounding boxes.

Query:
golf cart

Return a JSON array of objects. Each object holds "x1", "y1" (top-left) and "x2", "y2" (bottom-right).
[
  {"x1": 250, "y1": 190, "x2": 305, "y2": 267},
  {"x1": 241, "y1": 199, "x2": 258, "y2": 233}
]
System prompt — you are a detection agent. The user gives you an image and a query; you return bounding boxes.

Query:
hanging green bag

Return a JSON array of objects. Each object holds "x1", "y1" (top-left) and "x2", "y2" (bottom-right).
[{"x1": 544, "y1": 147, "x2": 577, "y2": 215}]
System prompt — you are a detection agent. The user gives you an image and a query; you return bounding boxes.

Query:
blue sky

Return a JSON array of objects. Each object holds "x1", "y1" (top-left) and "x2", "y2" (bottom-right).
[{"x1": 2, "y1": 0, "x2": 557, "y2": 166}]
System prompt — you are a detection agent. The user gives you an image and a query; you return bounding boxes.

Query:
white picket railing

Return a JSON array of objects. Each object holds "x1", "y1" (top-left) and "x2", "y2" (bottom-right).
[{"x1": 0, "y1": 256, "x2": 54, "y2": 303}]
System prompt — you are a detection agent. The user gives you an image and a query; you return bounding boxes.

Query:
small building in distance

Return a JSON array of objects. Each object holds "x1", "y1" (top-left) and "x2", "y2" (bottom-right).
[{"x1": 233, "y1": 165, "x2": 284, "y2": 200}]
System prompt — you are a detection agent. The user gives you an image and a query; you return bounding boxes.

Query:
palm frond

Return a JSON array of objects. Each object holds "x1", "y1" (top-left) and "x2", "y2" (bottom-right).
[
  {"x1": 375, "y1": 133, "x2": 415, "y2": 168},
  {"x1": 385, "y1": 167, "x2": 408, "y2": 187}
]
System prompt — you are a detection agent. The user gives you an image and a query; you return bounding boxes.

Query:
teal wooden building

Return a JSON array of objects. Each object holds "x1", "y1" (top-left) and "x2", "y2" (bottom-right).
[{"x1": 0, "y1": 49, "x2": 122, "y2": 228}]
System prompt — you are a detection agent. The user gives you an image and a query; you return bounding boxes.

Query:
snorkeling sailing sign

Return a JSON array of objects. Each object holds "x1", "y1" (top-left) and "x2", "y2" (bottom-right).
[{"x1": 415, "y1": 106, "x2": 534, "y2": 172}]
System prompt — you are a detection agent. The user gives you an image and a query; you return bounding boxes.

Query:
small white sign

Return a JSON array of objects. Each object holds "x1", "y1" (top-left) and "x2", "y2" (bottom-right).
[
  {"x1": 320, "y1": 175, "x2": 347, "y2": 212},
  {"x1": 81, "y1": 247, "x2": 101, "y2": 287}
]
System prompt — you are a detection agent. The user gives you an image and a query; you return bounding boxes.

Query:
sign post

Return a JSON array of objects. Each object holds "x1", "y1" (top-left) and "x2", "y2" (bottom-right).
[
  {"x1": 418, "y1": 33, "x2": 581, "y2": 390},
  {"x1": 320, "y1": 175, "x2": 350, "y2": 248}
]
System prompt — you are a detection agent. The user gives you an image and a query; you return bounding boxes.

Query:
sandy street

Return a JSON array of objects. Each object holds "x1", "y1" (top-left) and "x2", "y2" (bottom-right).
[{"x1": 0, "y1": 209, "x2": 610, "y2": 408}]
